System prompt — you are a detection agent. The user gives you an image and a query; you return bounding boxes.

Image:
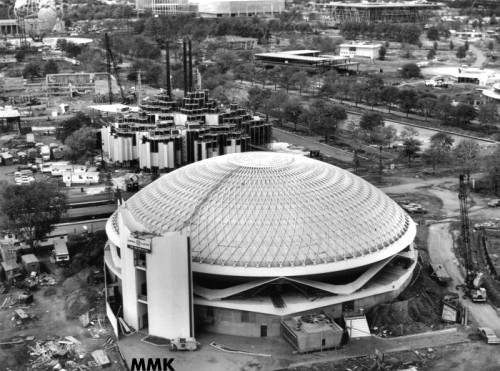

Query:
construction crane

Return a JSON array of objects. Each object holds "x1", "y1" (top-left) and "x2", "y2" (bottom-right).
[
  {"x1": 104, "y1": 33, "x2": 127, "y2": 105},
  {"x1": 456, "y1": 172, "x2": 487, "y2": 302}
]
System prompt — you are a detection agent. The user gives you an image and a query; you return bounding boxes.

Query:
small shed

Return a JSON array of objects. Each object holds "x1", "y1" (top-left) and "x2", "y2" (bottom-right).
[
  {"x1": 21, "y1": 254, "x2": 40, "y2": 275},
  {"x1": 27, "y1": 148, "x2": 38, "y2": 159},
  {"x1": 0, "y1": 261, "x2": 22, "y2": 283},
  {"x1": 0, "y1": 152, "x2": 13, "y2": 166}
]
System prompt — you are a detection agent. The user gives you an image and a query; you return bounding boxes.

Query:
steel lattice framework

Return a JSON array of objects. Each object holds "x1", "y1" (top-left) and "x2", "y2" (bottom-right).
[
  {"x1": 117, "y1": 152, "x2": 415, "y2": 276},
  {"x1": 320, "y1": 2, "x2": 440, "y2": 23}
]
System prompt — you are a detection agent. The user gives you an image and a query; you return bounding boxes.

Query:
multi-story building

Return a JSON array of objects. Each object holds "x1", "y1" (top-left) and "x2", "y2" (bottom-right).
[{"x1": 135, "y1": 0, "x2": 197, "y2": 15}]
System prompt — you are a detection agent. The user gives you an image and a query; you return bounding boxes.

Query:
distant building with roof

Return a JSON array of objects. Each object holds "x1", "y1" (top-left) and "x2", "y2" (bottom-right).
[
  {"x1": 318, "y1": 2, "x2": 439, "y2": 23},
  {"x1": 193, "y1": 0, "x2": 284, "y2": 17},
  {"x1": 0, "y1": 107, "x2": 20, "y2": 133},
  {"x1": 340, "y1": 42, "x2": 382, "y2": 60},
  {"x1": 254, "y1": 50, "x2": 359, "y2": 72}
]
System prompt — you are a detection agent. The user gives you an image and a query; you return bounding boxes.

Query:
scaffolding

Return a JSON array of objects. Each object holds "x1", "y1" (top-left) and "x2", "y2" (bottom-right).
[{"x1": 320, "y1": 2, "x2": 440, "y2": 24}]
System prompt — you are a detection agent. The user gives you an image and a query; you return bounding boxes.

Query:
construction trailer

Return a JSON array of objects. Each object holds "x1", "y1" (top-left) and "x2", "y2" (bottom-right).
[
  {"x1": 281, "y1": 314, "x2": 343, "y2": 353},
  {"x1": 21, "y1": 254, "x2": 40, "y2": 275},
  {"x1": 52, "y1": 239, "x2": 70, "y2": 265}
]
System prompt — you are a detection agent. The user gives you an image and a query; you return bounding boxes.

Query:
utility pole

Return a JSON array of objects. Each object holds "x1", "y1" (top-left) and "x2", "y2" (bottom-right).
[
  {"x1": 378, "y1": 146, "x2": 383, "y2": 183},
  {"x1": 105, "y1": 33, "x2": 113, "y2": 105},
  {"x1": 137, "y1": 71, "x2": 142, "y2": 106}
]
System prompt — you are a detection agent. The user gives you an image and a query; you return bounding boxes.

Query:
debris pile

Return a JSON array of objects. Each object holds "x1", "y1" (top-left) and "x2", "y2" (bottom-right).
[
  {"x1": 28, "y1": 335, "x2": 115, "y2": 370},
  {"x1": 1, "y1": 295, "x2": 18, "y2": 309},
  {"x1": 38, "y1": 273, "x2": 57, "y2": 286}
]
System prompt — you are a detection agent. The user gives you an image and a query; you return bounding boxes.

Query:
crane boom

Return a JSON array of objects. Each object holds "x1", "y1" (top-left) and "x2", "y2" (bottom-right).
[
  {"x1": 104, "y1": 33, "x2": 127, "y2": 104},
  {"x1": 458, "y1": 172, "x2": 473, "y2": 286}
]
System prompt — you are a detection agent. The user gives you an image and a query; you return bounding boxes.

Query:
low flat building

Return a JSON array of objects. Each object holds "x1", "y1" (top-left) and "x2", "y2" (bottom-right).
[
  {"x1": 254, "y1": 50, "x2": 359, "y2": 72},
  {"x1": 453, "y1": 67, "x2": 500, "y2": 86},
  {"x1": 339, "y1": 42, "x2": 381, "y2": 60},
  {"x1": 0, "y1": 108, "x2": 21, "y2": 133}
]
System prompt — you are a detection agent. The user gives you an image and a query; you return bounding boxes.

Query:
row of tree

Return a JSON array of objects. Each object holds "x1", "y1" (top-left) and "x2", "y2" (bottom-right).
[{"x1": 340, "y1": 22, "x2": 422, "y2": 45}]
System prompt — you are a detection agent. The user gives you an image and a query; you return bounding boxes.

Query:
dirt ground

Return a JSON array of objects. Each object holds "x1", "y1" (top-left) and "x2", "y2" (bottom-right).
[{"x1": 0, "y1": 252, "x2": 122, "y2": 370}]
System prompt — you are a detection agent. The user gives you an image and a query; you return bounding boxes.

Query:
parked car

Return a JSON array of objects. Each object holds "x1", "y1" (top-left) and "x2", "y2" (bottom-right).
[
  {"x1": 478, "y1": 327, "x2": 500, "y2": 344},
  {"x1": 488, "y1": 199, "x2": 500, "y2": 207}
]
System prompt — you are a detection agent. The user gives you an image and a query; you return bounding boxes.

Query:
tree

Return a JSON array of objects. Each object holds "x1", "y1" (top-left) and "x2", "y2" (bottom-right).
[
  {"x1": 43, "y1": 59, "x2": 59, "y2": 75},
  {"x1": 424, "y1": 132, "x2": 454, "y2": 171},
  {"x1": 427, "y1": 48, "x2": 436, "y2": 60},
  {"x1": 0, "y1": 180, "x2": 68, "y2": 248},
  {"x1": 359, "y1": 112, "x2": 385, "y2": 131},
  {"x1": 464, "y1": 39, "x2": 469, "y2": 51},
  {"x1": 433, "y1": 41, "x2": 438, "y2": 50},
  {"x1": 402, "y1": 137, "x2": 423, "y2": 164},
  {"x1": 309, "y1": 100, "x2": 346, "y2": 143},
  {"x1": 427, "y1": 27, "x2": 440, "y2": 41},
  {"x1": 400, "y1": 63, "x2": 422, "y2": 79},
  {"x1": 485, "y1": 146, "x2": 500, "y2": 195},
  {"x1": 290, "y1": 70, "x2": 308, "y2": 95},
  {"x1": 381, "y1": 86, "x2": 399, "y2": 112},
  {"x1": 269, "y1": 90, "x2": 290, "y2": 126},
  {"x1": 487, "y1": 40, "x2": 495, "y2": 51},
  {"x1": 64, "y1": 126, "x2": 98, "y2": 163},
  {"x1": 477, "y1": 103, "x2": 497, "y2": 126},
  {"x1": 56, "y1": 112, "x2": 98, "y2": 143},
  {"x1": 450, "y1": 40, "x2": 454, "y2": 50},
  {"x1": 336, "y1": 77, "x2": 352, "y2": 103},
  {"x1": 398, "y1": 89, "x2": 418, "y2": 117},
  {"x1": 416, "y1": 97, "x2": 437, "y2": 121},
  {"x1": 452, "y1": 104, "x2": 477, "y2": 127},
  {"x1": 283, "y1": 98, "x2": 304, "y2": 131},
  {"x1": 378, "y1": 45, "x2": 387, "y2": 60},
  {"x1": 456, "y1": 46, "x2": 467, "y2": 60},
  {"x1": 453, "y1": 139, "x2": 480, "y2": 172},
  {"x1": 245, "y1": 87, "x2": 271, "y2": 117},
  {"x1": 15, "y1": 51, "x2": 25, "y2": 62},
  {"x1": 381, "y1": 125, "x2": 397, "y2": 148},
  {"x1": 23, "y1": 61, "x2": 42, "y2": 82}
]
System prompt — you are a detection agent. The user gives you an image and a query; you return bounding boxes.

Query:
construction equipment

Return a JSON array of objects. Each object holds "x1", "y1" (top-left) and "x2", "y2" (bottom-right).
[
  {"x1": 170, "y1": 337, "x2": 200, "y2": 351},
  {"x1": 456, "y1": 172, "x2": 487, "y2": 302},
  {"x1": 104, "y1": 33, "x2": 128, "y2": 104}
]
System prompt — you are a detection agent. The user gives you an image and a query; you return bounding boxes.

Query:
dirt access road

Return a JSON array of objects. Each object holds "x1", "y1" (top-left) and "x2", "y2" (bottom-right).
[{"x1": 381, "y1": 176, "x2": 500, "y2": 336}]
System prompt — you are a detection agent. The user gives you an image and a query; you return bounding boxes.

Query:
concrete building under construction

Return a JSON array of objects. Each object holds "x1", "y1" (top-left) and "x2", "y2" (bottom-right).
[
  {"x1": 104, "y1": 152, "x2": 418, "y2": 341},
  {"x1": 318, "y1": 2, "x2": 440, "y2": 24},
  {"x1": 98, "y1": 40, "x2": 272, "y2": 172}
]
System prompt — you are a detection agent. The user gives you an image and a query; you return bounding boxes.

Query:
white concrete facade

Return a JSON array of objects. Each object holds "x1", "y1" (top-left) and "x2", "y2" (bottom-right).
[
  {"x1": 339, "y1": 43, "x2": 381, "y2": 60},
  {"x1": 114, "y1": 206, "x2": 194, "y2": 339}
]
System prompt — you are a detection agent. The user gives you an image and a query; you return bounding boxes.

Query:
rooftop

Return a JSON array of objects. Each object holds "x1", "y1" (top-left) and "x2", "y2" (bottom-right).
[{"x1": 115, "y1": 152, "x2": 415, "y2": 276}]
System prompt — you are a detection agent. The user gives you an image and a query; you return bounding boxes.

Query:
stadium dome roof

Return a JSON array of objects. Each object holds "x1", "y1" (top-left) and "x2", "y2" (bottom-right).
[{"x1": 117, "y1": 152, "x2": 415, "y2": 276}]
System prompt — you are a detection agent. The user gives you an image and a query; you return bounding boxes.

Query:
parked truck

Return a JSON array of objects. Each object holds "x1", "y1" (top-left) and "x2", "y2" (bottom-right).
[
  {"x1": 52, "y1": 239, "x2": 70, "y2": 265},
  {"x1": 40, "y1": 145, "x2": 51, "y2": 161}
]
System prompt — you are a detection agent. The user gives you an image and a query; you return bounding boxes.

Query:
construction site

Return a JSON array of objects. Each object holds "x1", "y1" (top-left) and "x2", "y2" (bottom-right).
[{"x1": 1, "y1": 8, "x2": 500, "y2": 371}]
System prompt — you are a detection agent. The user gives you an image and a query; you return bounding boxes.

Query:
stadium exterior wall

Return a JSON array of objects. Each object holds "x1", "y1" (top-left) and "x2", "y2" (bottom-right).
[{"x1": 194, "y1": 266, "x2": 414, "y2": 337}]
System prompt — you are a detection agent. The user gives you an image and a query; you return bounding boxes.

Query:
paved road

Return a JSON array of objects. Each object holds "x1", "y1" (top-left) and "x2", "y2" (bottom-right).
[
  {"x1": 382, "y1": 178, "x2": 500, "y2": 337},
  {"x1": 469, "y1": 44, "x2": 487, "y2": 68},
  {"x1": 273, "y1": 128, "x2": 354, "y2": 163},
  {"x1": 53, "y1": 218, "x2": 108, "y2": 236}
]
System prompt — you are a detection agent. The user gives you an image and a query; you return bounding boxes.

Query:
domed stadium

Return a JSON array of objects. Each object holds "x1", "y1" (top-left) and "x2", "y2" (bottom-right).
[{"x1": 104, "y1": 152, "x2": 417, "y2": 339}]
